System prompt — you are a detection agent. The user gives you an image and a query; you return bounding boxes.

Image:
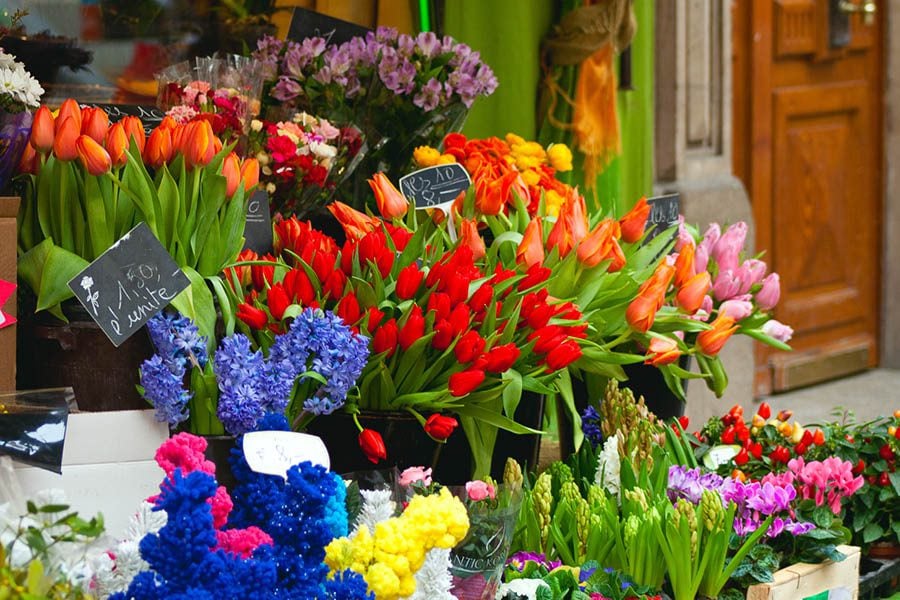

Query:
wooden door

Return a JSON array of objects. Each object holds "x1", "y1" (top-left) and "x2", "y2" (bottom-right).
[{"x1": 732, "y1": 0, "x2": 883, "y2": 395}]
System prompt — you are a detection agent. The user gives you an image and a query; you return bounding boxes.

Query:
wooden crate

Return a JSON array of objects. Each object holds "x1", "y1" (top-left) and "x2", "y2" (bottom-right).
[{"x1": 747, "y1": 545, "x2": 861, "y2": 600}]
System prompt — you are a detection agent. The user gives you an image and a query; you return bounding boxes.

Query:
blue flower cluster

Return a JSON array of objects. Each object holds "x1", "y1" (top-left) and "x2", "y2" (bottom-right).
[
  {"x1": 110, "y1": 470, "x2": 278, "y2": 600},
  {"x1": 140, "y1": 312, "x2": 209, "y2": 427},
  {"x1": 227, "y1": 417, "x2": 368, "y2": 599},
  {"x1": 581, "y1": 405, "x2": 603, "y2": 448},
  {"x1": 269, "y1": 308, "x2": 370, "y2": 416}
]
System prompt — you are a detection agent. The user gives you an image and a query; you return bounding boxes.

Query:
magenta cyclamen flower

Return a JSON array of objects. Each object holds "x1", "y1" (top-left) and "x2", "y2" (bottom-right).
[{"x1": 784, "y1": 456, "x2": 864, "y2": 515}]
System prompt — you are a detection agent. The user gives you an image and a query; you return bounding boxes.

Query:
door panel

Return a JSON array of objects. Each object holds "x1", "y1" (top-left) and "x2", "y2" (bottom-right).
[{"x1": 733, "y1": 0, "x2": 882, "y2": 394}]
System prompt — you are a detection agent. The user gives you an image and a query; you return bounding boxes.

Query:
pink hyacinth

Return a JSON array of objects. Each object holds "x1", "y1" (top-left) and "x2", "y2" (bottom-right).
[{"x1": 216, "y1": 526, "x2": 274, "y2": 558}]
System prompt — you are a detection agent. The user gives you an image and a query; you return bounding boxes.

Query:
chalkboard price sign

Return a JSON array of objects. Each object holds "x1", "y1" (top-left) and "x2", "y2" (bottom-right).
[
  {"x1": 288, "y1": 7, "x2": 371, "y2": 46},
  {"x1": 67, "y1": 223, "x2": 190, "y2": 347},
  {"x1": 644, "y1": 193, "x2": 681, "y2": 242},
  {"x1": 243, "y1": 190, "x2": 274, "y2": 254},
  {"x1": 398, "y1": 163, "x2": 472, "y2": 209},
  {"x1": 79, "y1": 103, "x2": 165, "y2": 135}
]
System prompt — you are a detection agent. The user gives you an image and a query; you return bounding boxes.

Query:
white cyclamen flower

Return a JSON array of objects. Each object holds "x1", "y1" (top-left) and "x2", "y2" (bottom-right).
[
  {"x1": 594, "y1": 432, "x2": 621, "y2": 499},
  {"x1": 404, "y1": 548, "x2": 454, "y2": 600}
]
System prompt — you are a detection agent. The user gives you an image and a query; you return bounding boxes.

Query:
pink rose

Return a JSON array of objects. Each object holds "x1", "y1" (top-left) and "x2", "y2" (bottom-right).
[
  {"x1": 399, "y1": 466, "x2": 433, "y2": 487},
  {"x1": 465, "y1": 480, "x2": 496, "y2": 502}
]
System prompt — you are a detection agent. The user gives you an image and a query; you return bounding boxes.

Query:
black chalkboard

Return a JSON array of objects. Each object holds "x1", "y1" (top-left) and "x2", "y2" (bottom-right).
[
  {"x1": 79, "y1": 103, "x2": 165, "y2": 135},
  {"x1": 287, "y1": 7, "x2": 371, "y2": 46},
  {"x1": 644, "y1": 193, "x2": 681, "y2": 243},
  {"x1": 243, "y1": 190, "x2": 274, "y2": 254},
  {"x1": 398, "y1": 163, "x2": 472, "y2": 209},
  {"x1": 67, "y1": 223, "x2": 190, "y2": 347}
]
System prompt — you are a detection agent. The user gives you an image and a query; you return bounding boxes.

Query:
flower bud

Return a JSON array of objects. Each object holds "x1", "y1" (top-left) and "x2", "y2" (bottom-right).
[{"x1": 75, "y1": 135, "x2": 112, "y2": 176}]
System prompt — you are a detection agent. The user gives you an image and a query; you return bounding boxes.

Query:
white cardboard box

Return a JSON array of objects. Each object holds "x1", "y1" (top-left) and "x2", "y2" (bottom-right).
[{"x1": 11, "y1": 410, "x2": 169, "y2": 538}]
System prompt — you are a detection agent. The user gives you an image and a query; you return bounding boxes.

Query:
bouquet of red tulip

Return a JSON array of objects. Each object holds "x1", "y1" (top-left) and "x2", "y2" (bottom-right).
[
  {"x1": 222, "y1": 176, "x2": 595, "y2": 476},
  {"x1": 245, "y1": 113, "x2": 365, "y2": 218},
  {"x1": 16, "y1": 98, "x2": 258, "y2": 339}
]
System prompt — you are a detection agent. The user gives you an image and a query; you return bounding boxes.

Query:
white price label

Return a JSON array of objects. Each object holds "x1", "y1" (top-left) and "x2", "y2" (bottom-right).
[{"x1": 242, "y1": 431, "x2": 331, "y2": 478}]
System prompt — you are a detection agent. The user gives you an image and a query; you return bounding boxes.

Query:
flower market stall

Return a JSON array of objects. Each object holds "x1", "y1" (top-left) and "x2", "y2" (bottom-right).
[{"x1": 0, "y1": 9, "x2": 898, "y2": 600}]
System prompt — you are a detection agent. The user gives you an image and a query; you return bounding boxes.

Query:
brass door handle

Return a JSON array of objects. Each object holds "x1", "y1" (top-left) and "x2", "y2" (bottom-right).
[{"x1": 838, "y1": 0, "x2": 876, "y2": 25}]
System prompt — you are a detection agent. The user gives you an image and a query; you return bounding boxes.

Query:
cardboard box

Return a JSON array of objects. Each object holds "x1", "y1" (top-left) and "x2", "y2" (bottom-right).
[
  {"x1": 0, "y1": 196, "x2": 18, "y2": 392},
  {"x1": 12, "y1": 410, "x2": 169, "y2": 538},
  {"x1": 746, "y1": 545, "x2": 860, "y2": 600}
]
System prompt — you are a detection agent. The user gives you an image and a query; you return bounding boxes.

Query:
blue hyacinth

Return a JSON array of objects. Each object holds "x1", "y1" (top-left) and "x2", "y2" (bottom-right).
[
  {"x1": 140, "y1": 354, "x2": 192, "y2": 427},
  {"x1": 147, "y1": 311, "x2": 209, "y2": 369},
  {"x1": 581, "y1": 405, "x2": 603, "y2": 448}
]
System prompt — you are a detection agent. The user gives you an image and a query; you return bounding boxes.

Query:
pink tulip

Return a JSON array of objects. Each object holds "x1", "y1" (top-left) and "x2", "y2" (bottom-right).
[
  {"x1": 694, "y1": 243, "x2": 710, "y2": 274},
  {"x1": 690, "y1": 295, "x2": 714, "y2": 322},
  {"x1": 712, "y1": 269, "x2": 743, "y2": 301},
  {"x1": 755, "y1": 273, "x2": 781, "y2": 310},
  {"x1": 465, "y1": 480, "x2": 496, "y2": 502},
  {"x1": 712, "y1": 222, "x2": 747, "y2": 273},
  {"x1": 742, "y1": 259, "x2": 768, "y2": 285},
  {"x1": 719, "y1": 299, "x2": 754, "y2": 321},
  {"x1": 734, "y1": 264, "x2": 756, "y2": 296},
  {"x1": 675, "y1": 216, "x2": 694, "y2": 251},
  {"x1": 399, "y1": 466, "x2": 433, "y2": 487},
  {"x1": 762, "y1": 319, "x2": 793, "y2": 343},
  {"x1": 701, "y1": 223, "x2": 721, "y2": 252}
]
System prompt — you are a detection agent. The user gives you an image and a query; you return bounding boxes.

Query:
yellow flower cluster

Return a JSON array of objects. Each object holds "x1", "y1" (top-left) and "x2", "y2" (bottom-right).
[
  {"x1": 324, "y1": 488, "x2": 470, "y2": 600},
  {"x1": 413, "y1": 146, "x2": 455, "y2": 167},
  {"x1": 505, "y1": 133, "x2": 573, "y2": 173}
]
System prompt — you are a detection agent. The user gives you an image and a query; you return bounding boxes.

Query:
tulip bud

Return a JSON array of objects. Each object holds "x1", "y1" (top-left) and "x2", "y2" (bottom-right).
[
  {"x1": 755, "y1": 273, "x2": 781, "y2": 311},
  {"x1": 711, "y1": 221, "x2": 747, "y2": 273},
  {"x1": 712, "y1": 269, "x2": 743, "y2": 301},
  {"x1": 423, "y1": 413, "x2": 458, "y2": 441},
  {"x1": 761, "y1": 319, "x2": 793, "y2": 343},
  {"x1": 676, "y1": 272, "x2": 712, "y2": 314},
  {"x1": 516, "y1": 218, "x2": 544, "y2": 268},
  {"x1": 449, "y1": 369, "x2": 486, "y2": 396},
  {"x1": 696, "y1": 314, "x2": 738, "y2": 357},
  {"x1": 718, "y1": 299, "x2": 753, "y2": 321},
  {"x1": 53, "y1": 117, "x2": 80, "y2": 161},
  {"x1": 56, "y1": 98, "x2": 82, "y2": 133},
  {"x1": 645, "y1": 335, "x2": 681, "y2": 367},
  {"x1": 222, "y1": 152, "x2": 241, "y2": 198},
  {"x1": 369, "y1": 172, "x2": 408, "y2": 219},
  {"x1": 619, "y1": 196, "x2": 651, "y2": 243},
  {"x1": 358, "y1": 429, "x2": 387, "y2": 464},
  {"x1": 240, "y1": 158, "x2": 259, "y2": 192},
  {"x1": 81, "y1": 107, "x2": 109, "y2": 144},
  {"x1": 144, "y1": 126, "x2": 174, "y2": 169},
  {"x1": 17, "y1": 142, "x2": 38, "y2": 175},
  {"x1": 266, "y1": 283, "x2": 291, "y2": 321},
  {"x1": 236, "y1": 303, "x2": 268, "y2": 330},
  {"x1": 182, "y1": 120, "x2": 216, "y2": 169},
  {"x1": 674, "y1": 243, "x2": 696, "y2": 287},
  {"x1": 372, "y1": 319, "x2": 399, "y2": 357},
  {"x1": 30, "y1": 106, "x2": 55, "y2": 152},
  {"x1": 458, "y1": 219, "x2": 486, "y2": 261},
  {"x1": 121, "y1": 116, "x2": 146, "y2": 154},
  {"x1": 75, "y1": 135, "x2": 112, "y2": 176},
  {"x1": 105, "y1": 122, "x2": 129, "y2": 167}
]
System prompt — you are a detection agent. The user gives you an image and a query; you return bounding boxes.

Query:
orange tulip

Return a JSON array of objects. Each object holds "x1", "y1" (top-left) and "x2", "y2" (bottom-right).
[
  {"x1": 697, "y1": 314, "x2": 739, "y2": 356},
  {"x1": 80, "y1": 107, "x2": 109, "y2": 144},
  {"x1": 222, "y1": 152, "x2": 241, "y2": 198},
  {"x1": 646, "y1": 336, "x2": 681, "y2": 367},
  {"x1": 508, "y1": 173, "x2": 530, "y2": 207},
  {"x1": 565, "y1": 190, "x2": 589, "y2": 244},
  {"x1": 121, "y1": 116, "x2": 146, "y2": 154},
  {"x1": 105, "y1": 122, "x2": 129, "y2": 167},
  {"x1": 674, "y1": 242, "x2": 696, "y2": 287},
  {"x1": 181, "y1": 120, "x2": 216, "y2": 169},
  {"x1": 676, "y1": 271, "x2": 711, "y2": 314},
  {"x1": 143, "y1": 126, "x2": 173, "y2": 169},
  {"x1": 158, "y1": 115, "x2": 177, "y2": 130},
  {"x1": 30, "y1": 106, "x2": 55, "y2": 152},
  {"x1": 475, "y1": 170, "x2": 517, "y2": 216},
  {"x1": 619, "y1": 196, "x2": 651, "y2": 243},
  {"x1": 369, "y1": 172, "x2": 408, "y2": 219},
  {"x1": 649, "y1": 262, "x2": 676, "y2": 290},
  {"x1": 240, "y1": 158, "x2": 259, "y2": 192},
  {"x1": 328, "y1": 200, "x2": 380, "y2": 240},
  {"x1": 576, "y1": 218, "x2": 624, "y2": 269},
  {"x1": 626, "y1": 263, "x2": 675, "y2": 332},
  {"x1": 171, "y1": 124, "x2": 187, "y2": 153},
  {"x1": 75, "y1": 135, "x2": 112, "y2": 176},
  {"x1": 55, "y1": 99, "x2": 82, "y2": 133},
  {"x1": 516, "y1": 217, "x2": 544, "y2": 268},
  {"x1": 53, "y1": 117, "x2": 80, "y2": 161},
  {"x1": 17, "y1": 143, "x2": 38, "y2": 175},
  {"x1": 547, "y1": 205, "x2": 575, "y2": 258},
  {"x1": 458, "y1": 218, "x2": 486, "y2": 260}
]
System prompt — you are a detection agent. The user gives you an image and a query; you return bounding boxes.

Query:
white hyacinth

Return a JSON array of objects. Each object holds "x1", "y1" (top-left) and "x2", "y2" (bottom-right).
[{"x1": 594, "y1": 432, "x2": 621, "y2": 500}]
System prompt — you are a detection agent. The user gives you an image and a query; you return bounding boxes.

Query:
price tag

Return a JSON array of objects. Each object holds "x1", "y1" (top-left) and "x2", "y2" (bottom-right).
[
  {"x1": 644, "y1": 193, "x2": 681, "y2": 243},
  {"x1": 399, "y1": 163, "x2": 472, "y2": 211},
  {"x1": 67, "y1": 223, "x2": 189, "y2": 347},
  {"x1": 242, "y1": 430, "x2": 331, "y2": 478},
  {"x1": 242, "y1": 190, "x2": 273, "y2": 254},
  {"x1": 287, "y1": 7, "x2": 371, "y2": 46},
  {"x1": 79, "y1": 103, "x2": 165, "y2": 135},
  {"x1": 702, "y1": 444, "x2": 741, "y2": 470}
]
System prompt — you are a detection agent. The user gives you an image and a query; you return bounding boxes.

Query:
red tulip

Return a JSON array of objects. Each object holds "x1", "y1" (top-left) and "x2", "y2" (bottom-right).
[
  {"x1": 55, "y1": 99, "x2": 82, "y2": 133},
  {"x1": 516, "y1": 218, "x2": 544, "y2": 268},
  {"x1": 75, "y1": 135, "x2": 112, "y2": 176},
  {"x1": 529, "y1": 325, "x2": 567, "y2": 354},
  {"x1": 458, "y1": 218, "x2": 486, "y2": 261},
  {"x1": 469, "y1": 283, "x2": 494, "y2": 313},
  {"x1": 30, "y1": 105, "x2": 55, "y2": 152},
  {"x1": 366, "y1": 306, "x2": 385, "y2": 331},
  {"x1": 237, "y1": 303, "x2": 268, "y2": 330},
  {"x1": 544, "y1": 340, "x2": 582, "y2": 370},
  {"x1": 398, "y1": 306, "x2": 425, "y2": 351},
  {"x1": 251, "y1": 255, "x2": 275, "y2": 290},
  {"x1": 697, "y1": 314, "x2": 739, "y2": 357},
  {"x1": 424, "y1": 413, "x2": 458, "y2": 440},
  {"x1": 478, "y1": 343, "x2": 520, "y2": 373},
  {"x1": 81, "y1": 107, "x2": 109, "y2": 144},
  {"x1": 144, "y1": 126, "x2": 174, "y2": 169},
  {"x1": 222, "y1": 152, "x2": 241, "y2": 198},
  {"x1": 443, "y1": 271, "x2": 470, "y2": 305},
  {"x1": 518, "y1": 264, "x2": 551, "y2": 291},
  {"x1": 454, "y1": 330, "x2": 485, "y2": 363},
  {"x1": 359, "y1": 429, "x2": 387, "y2": 464},
  {"x1": 267, "y1": 283, "x2": 291, "y2": 321},
  {"x1": 17, "y1": 142, "x2": 38, "y2": 175},
  {"x1": 449, "y1": 369, "x2": 486, "y2": 396},
  {"x1": 336, "y1": 292, "x2": 361, "y2": 326},
  {"x1": 619, "y1": 196, "x2": 650, "y2": 243},
  {"x1": 396, "y1": 264, "x2": 423, "y2": 300},
  {"x1": 448, "y1": 303, "x2": 471, "y2": 336},
  {"x1": 427, "y1": 292, "x2": 452, "y2": 321},
  {"x1": 283, "y1": 268, "x2": 315, "y2": 306},
  {"x1": 240, "y1": 158, "x2": 259, "y2": 192},
  {"x1": 373, "y1": 319, "x2": 399, "y2": 357},
  {"x1": 432, "y1": 319, "x2": 454, "y2": 350},
  {"x1": 105, "y1": 122, "x2": 129, "y2": 167},
  {"x1": 53, "y1": 117, "x2": 80, "y2": 161},
  {"x1": 121, "y1": 116, "x2": 146, "y2": 154},
  {"x1": 369, "y1": 172, "x2": 408, "y2": 219}
]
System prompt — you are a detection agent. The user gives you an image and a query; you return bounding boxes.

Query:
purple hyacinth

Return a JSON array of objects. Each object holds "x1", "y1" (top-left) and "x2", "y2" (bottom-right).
[
  {"x1": 581, "y1": 405, "x2": 603, "y2": 448},
  {"x1": 146, "y1": 312, "x2": 208, "y2": 369},
  {"x1": 140, "y1": 354, "x2": 191, "y2": 426},
  {"x1": 215, "y1": 334, "x2": 268, "y2": 435}
]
